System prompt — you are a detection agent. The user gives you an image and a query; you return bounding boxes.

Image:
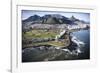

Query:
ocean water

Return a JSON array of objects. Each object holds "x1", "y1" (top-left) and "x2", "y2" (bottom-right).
[{"x1": 71, "y1": 29, "x2": 90, "y2": 59}]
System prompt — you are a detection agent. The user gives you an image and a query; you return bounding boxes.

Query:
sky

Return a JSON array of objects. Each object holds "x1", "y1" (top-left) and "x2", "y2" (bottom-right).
[{"x1": 22, "y1": 10, "x2": 90, "y2": 23}]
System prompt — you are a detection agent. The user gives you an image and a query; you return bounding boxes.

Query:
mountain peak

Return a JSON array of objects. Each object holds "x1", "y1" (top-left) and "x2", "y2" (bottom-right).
[
  {"x1": 70, "y1": 15, "x2": 76, "y2": 20},
  {"x1": 22, "y1": 14, "x2": 87, "y2": 25},
  {"x1": 23, "y1": 14, "x2": 41, "y2": 22}
]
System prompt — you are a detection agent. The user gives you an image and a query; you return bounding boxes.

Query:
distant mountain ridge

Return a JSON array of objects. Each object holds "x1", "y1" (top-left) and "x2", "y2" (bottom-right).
[{"x1": 22, "y1": 14, "x2": 89, "y2": 26}]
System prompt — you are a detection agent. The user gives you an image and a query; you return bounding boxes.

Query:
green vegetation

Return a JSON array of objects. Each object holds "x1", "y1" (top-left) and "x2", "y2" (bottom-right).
[
  {"x1": 23, "y1": 40, "x2": 67, "y2": 48},
  {"x1": 22, "y1": 29, "x2": 70, "y2": 48},
  {"x1": 23, "y1": 29, "x2": 59, "y2": 39}
]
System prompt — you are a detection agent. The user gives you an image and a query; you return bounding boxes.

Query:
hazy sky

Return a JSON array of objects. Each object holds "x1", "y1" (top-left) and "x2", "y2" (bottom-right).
[{"x1": 22, "y1": 10, "x2": 90, "y2": 23}]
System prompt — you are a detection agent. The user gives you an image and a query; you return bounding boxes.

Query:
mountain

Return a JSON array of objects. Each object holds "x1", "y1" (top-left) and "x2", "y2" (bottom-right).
[
  {"x1": 22, "y1": 15, "x2": 41, "y2": 22},
  {"x1": 42, "y1": 16, "x2": 61, "y2": 24},
  {"x1": 22, "y1": 15, "x2": 42, "y2": 28},
  {"x1": 70, "y1": 16, "x2": 78, "y2": 21},
  {"x1": 41, "y1": 14, "x2": 62, "y2": 24},
  {"x1": 22, "y1": 14, "x2": 88, "y2": 26}
]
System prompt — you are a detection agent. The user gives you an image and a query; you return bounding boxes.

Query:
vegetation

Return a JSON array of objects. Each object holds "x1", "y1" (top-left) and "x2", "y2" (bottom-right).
[
  {"x1": 22, "y1": 40, "x2": 67, "y2": 48},
  {"x1": 22, "y1": 29, "x2": 70, "y2": 48},
  {"x1": 23, "y1": 29, "x2": 59, "y2": 39}
]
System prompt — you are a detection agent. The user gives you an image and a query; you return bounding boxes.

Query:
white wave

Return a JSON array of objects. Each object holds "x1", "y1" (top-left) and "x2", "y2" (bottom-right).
[
  {"x1": 71, "y1": 36, "x2": 85, "y2": 47},
  {"x1": 76, "y1": 48, "x2": 82, "y2": 53}
]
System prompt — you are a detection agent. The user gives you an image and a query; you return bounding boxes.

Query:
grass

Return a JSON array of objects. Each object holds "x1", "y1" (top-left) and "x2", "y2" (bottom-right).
[
  {"x1": 48, "y1": 41, "x2": 66, "y2": 47},
  {"x1": 22, "y1": 29, "x2": 70, "y2": 48},
  {"x1": 22, "y1": 39, "x2": 70, "y2": 48},
  {"x1": 23, "y1": 29, "x2": 59, "y2": 39}
]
